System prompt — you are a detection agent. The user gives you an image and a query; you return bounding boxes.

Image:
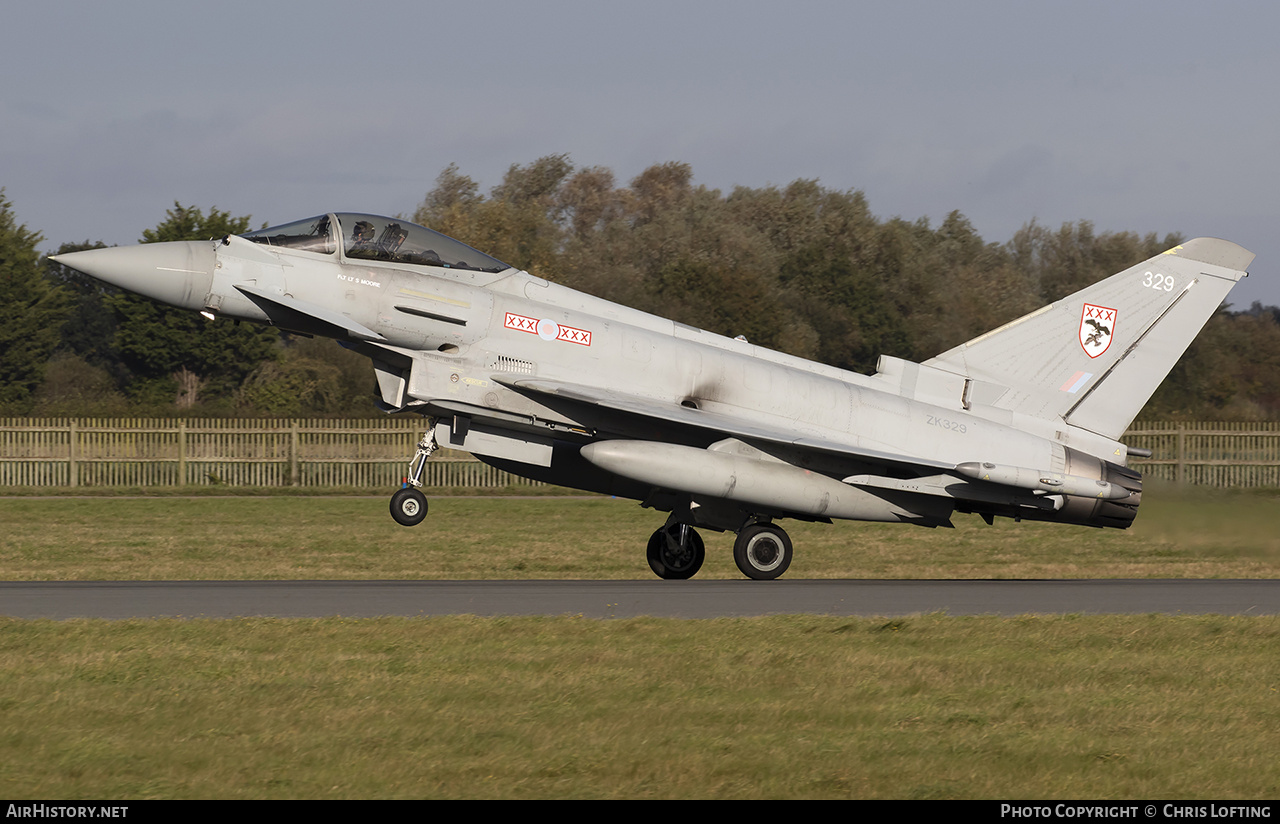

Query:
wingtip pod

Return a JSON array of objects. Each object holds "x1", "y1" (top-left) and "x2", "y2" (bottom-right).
[{"x1": 1163, "y1": 238, "x2": 1255, "y2": 274}]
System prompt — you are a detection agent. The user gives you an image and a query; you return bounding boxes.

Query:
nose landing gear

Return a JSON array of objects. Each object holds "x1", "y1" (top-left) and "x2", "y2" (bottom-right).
[{"x1": 390, "y1": 422, "x2": 437, "y2": 527}]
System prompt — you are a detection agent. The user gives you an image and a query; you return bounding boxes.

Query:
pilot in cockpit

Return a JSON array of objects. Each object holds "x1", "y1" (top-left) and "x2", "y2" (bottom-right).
[{"x1": 350, "y1": 220, "x2": 377, "y2": 250}]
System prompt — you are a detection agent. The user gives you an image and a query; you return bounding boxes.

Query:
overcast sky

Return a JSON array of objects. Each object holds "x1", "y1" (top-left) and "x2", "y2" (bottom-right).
[{"x1": 4, "y1": 1, "x2": 1278, "y2": 307}]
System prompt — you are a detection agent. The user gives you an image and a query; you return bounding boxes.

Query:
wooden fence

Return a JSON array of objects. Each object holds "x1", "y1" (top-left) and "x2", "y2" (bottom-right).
[
  {"x1": 1, "y1": 418, "x2": 1278, "y2": 489},
  {"x1": 1123, "y1": 421, "x2": 1280, "y2": 488},
  {"x1": 0, "y1": 418, "x2": 542, "y2": 489}
]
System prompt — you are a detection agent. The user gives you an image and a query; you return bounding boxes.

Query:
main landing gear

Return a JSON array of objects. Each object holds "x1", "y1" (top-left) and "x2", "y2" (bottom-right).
[
  {"x1": 646, "y1": 519, "x2": 793, "y2": 580},
  {"x1": 390, "y1": 424, "x2": 437, "y2": 527},
  {"x1": 732, "y1": 523, "x2": 793, "y2": 580},
  {"x1": 647, "y1": 522, "x2": 706, "y2": 579}
]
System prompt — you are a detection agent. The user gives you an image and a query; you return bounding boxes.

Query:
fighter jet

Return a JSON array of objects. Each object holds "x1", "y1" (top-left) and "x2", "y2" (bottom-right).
[{"x1": 52, "y1": 214, "x2": 1254, "y2": 579}]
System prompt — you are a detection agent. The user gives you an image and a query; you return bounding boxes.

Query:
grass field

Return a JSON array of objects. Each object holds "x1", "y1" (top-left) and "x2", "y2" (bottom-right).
[
  {"x1": 1, "y1": 484, "x2": 1277, "y2": 580},
  {"x1": 2, "y1": 485, "x2": 1277, "y2": 799},
  {"x1": 2, "y1": 614, "x2": 1278, "y2": 799}
]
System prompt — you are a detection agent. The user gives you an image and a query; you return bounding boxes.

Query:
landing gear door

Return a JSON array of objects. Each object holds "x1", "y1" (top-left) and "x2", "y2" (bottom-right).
[
  {"x1": 433, "y1": 418, "x2": 554, "y2": 467},
  {"x1": 372, "y1": 358, "x2": 409, "y2": 411}
]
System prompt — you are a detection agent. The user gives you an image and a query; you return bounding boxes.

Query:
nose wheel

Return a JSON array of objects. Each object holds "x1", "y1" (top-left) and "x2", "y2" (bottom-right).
[{"x1": 390, "y1": 487, "x2": 428, "y2": 526}]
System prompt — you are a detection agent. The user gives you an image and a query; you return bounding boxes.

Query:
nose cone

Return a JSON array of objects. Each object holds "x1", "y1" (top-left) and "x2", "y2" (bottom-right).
[{"x1": 52, "y1": 241, "x2": 215, "y2": 309}]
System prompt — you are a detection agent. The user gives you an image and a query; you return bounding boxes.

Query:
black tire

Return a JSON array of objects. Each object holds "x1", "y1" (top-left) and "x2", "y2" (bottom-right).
[
  {"x1": 646, "y1": 524, "x2": 705, "y2": 580},
  {"x1": 733, "y1": 524, "x2": 792, "y2": 580},
  {"x1": 390, "y1": 487, "x2": 428, "y2": 526}
]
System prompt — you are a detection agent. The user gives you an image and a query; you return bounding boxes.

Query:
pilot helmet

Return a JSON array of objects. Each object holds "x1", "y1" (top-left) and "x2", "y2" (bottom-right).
[{"x1": 351, "y1": 221, "x2": 375, "y2": 243}]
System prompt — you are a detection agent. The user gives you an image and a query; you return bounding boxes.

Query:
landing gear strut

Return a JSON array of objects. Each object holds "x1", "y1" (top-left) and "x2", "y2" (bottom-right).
[
  {"x1": 646, "y1": 522, "x2": 706, "y2": 579},
  {"x1": 390, "y1": 421, "x2": 437, "y2": 527}
]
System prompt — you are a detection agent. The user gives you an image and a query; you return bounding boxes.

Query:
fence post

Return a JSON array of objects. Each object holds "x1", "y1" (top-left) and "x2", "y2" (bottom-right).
[
  {"x1": 290, "y1": 420, "x2": 299, "y2": 487},
  {"x1": 178, "y1": 419, "x2": 187, "y2": 486},
  {"x1": 68, "y1": 419, "x2": 78, "y2": 488},
  {"x1": 1176, "y1": 422, "x2": 1187, "y2": 485}
]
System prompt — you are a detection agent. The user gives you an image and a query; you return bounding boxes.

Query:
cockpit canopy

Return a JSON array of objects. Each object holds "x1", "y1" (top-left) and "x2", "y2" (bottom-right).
[{"x1": 241, "y1": 213, "x2": 511, "y2": 273}]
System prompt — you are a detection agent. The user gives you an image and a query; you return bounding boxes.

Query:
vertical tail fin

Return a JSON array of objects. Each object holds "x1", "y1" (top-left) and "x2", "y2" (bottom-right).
[{"x1": 923, "y1": 238, "x2": 1254, "y2": 439}]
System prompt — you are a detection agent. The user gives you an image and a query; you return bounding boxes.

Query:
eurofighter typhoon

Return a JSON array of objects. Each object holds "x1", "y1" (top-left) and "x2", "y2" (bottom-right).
[{"x1": 52, "y1": 214, "x2": 1254, "y2": 579}]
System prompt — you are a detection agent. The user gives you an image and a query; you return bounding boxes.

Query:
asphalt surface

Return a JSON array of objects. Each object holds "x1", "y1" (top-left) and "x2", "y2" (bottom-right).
[{"x1": 2, "y1": 579, "x2": 1278, "y2": 619}]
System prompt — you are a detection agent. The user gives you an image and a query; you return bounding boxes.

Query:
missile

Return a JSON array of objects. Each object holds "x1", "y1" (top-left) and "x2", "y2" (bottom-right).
[
  {"x1": 579, "y1": 440, "x2": 951, "y2": 524},
  {"x1": 953, "y1": 461, "x2": 1131, "y2": 499}
]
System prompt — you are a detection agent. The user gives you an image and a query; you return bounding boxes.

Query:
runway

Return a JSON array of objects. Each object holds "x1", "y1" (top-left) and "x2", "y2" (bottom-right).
[{"x1": 2, "y1": 579, "x2": 1278, "y2": 619}]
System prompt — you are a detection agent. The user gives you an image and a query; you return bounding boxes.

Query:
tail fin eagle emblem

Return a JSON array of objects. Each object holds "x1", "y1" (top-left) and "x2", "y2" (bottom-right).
[{"x1": 1079, "y1": 303, "x2": 1117, "y2": 358}]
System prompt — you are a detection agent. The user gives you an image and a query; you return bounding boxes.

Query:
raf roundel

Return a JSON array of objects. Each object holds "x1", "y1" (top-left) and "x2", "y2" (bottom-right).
[{"x1": 536, "y1": 318, "x2": 559, "y2": 340}]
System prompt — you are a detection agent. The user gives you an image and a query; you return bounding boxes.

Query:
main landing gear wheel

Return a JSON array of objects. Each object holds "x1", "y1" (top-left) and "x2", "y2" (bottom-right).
[
  {"x1": 646, "y1": 524, "x2": 705, "y2": 580},
  {"x1": 733, "y1": 523, "x2": 793, "y2": 580},
  {"x1": 390, "y1": 488, "x2": 428, "y2": 526}
]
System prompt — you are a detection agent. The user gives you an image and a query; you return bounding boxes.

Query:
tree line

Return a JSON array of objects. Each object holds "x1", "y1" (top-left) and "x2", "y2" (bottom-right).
[{"x1": 2, "y1": 159, "x2": 1277, "y2": 420}]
